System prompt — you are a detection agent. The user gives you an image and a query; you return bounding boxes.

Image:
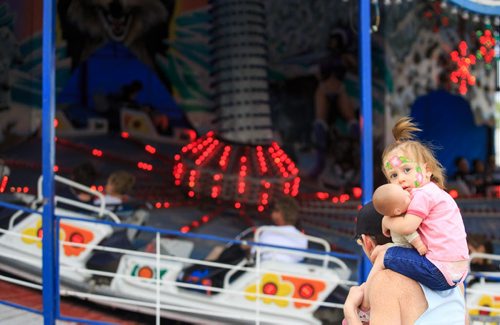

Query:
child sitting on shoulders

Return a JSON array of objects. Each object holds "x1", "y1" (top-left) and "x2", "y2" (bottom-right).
[{"x1": 361, "y1": 117, "x2": 469, "y2": 310}]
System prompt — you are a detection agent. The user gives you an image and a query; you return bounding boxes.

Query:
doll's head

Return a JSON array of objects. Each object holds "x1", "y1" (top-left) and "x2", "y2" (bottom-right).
[
  {"x1": 372, "y1": 183, "x2": 411, "y2": 217},
  {"x1": 381, "y1": 117, "x2": 445, "y2": 190}
]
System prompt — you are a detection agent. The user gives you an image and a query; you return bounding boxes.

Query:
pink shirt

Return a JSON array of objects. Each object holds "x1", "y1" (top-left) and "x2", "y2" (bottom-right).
[{"x1": 407, "y1": 182, "x2": 469, "y2": 264}]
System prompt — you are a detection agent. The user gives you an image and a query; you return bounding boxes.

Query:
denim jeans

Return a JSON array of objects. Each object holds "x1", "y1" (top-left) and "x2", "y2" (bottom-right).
[{"x1": 384, "y1": 246, "x2": 455, "y2": 291}]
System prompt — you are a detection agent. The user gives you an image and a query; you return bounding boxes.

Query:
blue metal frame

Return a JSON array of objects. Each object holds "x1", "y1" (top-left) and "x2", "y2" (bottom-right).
[
  {"x1": 358, "y1": 0, "x2": 373, "y2": 283},
  {"x1": 41, "y1": 0, "x2": 58, "y2": 323},
  {"x1": 449, "y1": 0, "x2": 500, "y2": 16}
]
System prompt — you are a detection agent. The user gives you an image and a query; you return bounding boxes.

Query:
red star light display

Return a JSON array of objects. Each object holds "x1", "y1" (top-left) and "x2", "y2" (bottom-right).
[
  {"x1": 476, "y1": 29, "x2": 496, "y2": 66},
  {"x1": 423, "y1": 1, "x2": 449, "y2": 33},
  {"x1": 450, "y1": 41, "x2": 476, "y2": 95}
]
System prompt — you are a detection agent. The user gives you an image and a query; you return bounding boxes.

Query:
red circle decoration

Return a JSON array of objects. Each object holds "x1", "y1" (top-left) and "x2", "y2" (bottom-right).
[
  {"x1": 263, "y1": 282, "x2": 278, "y2": 296},
  {"x1": 138, "y1": 266, "x2": 154, "y2": 279},
  {"x1": 69, "y1": 232, "x2": 84, "y2": 244},
  {"x1": 298, "y1": 283, "x2": 315, "y2": 299}
]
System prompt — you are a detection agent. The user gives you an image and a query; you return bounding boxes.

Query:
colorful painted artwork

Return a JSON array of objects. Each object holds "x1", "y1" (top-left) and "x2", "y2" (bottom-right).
[
  {"x1": 21, "y1": 218, "x2": 94, "y2": 257},
  {"x1": 244, "y1": 272, "x2": 326, "y2": 309}
]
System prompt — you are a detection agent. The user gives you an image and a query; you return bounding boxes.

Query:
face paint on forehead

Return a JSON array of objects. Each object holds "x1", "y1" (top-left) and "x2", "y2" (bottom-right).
[{"x1": 384, "y1": 155, "x2": 412, "y2": 170}]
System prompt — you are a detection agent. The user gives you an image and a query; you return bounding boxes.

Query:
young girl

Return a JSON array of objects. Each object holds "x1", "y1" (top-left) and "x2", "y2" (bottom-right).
[{"x1": 362, "y1": 116, "x2": 469, "y2": 309}]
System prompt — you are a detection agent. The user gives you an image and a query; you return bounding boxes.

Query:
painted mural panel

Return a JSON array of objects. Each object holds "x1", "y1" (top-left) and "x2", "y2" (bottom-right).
[
  {"x1": 383, "y1": 1, "x2": 495, "y2": 175},
  {"x1": 0, "y1": 0, "x2": 386, "y2": 192},
  {"x1": 0, "y1": 0, "x2": 214, "y2": 151},
  {"x1": 263, "y1": 0, "x2": 387, "y2": 190},
  {"x1": 0, "y1": 1, "x2": 71, "y2": 149},
  {"x1": 384, "y1": 1, "x2": 496, "y2": 126}
]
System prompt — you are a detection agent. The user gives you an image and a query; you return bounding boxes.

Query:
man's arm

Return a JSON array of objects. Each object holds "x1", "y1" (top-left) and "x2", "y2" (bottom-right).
[{"x1": 382, "y1": 213, "x2": 422, "y2": 235}]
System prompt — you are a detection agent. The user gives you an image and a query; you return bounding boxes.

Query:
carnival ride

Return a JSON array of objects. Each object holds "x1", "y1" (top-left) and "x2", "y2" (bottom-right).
[
  {"x1": 0, "y1": 174, "x2": 355, "y2": 324},
  {"x1": 466, "y1": 253, "x2": 500, "y2": 324}
]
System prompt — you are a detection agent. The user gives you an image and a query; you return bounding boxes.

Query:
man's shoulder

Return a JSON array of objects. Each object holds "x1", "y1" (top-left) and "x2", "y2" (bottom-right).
[
  {"x1": 370, "y1": 269, "x2": 422, "y2": 293},
  {"x1": 372, "y1": 268, "x2": 414, "y2": 281}
]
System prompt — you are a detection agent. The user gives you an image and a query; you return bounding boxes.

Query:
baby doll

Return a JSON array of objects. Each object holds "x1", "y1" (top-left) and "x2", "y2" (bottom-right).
[{"x1": 372, "y1": 183, "x2": 427, "y2": 255}]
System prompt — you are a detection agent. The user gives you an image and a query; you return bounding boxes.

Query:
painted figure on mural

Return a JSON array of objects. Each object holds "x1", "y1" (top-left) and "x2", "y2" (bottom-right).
[
  {"x1": 0, "y1": 26, "x2": 22, "y2": 112},
  {"x1": 309, "y1": 27, "x2": 360, "y2": 191},
  {"x1": 0, "y1": 4, "x2": 26, "y2": 150},
  {"x1": 57, "y1": 0, "x2": 175, "y2": 83}
]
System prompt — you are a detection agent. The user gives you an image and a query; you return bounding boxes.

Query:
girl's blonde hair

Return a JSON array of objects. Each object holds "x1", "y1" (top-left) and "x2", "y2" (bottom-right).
[{"x1": 382, "y1": 117, "x2": 446, "y2": 189}]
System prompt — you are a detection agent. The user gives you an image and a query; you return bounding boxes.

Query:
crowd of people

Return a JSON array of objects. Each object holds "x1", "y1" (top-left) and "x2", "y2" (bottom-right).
[{"x1": 450, "y1": 155, "x2": 500, "y2": 197}]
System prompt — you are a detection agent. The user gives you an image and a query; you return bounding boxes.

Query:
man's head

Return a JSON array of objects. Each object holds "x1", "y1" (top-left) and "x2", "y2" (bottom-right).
[
  {"x1": 355, "y1": 202, "x2": 392, "y2": 261},
  {"x1": 372, "y1": 183, "x2": 411, "y2": 217},
  {"x1": 272, "y1": 196, "x2": 300, "y2": 226}
]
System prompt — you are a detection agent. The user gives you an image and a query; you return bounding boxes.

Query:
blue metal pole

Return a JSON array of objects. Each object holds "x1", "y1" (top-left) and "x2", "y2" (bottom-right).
[
  {"x1": 42, "y1": 0, "x2": 58, "y2": 323},
  {"x1": 358, "y1": 0, "x2": 373, "y2": 283}
]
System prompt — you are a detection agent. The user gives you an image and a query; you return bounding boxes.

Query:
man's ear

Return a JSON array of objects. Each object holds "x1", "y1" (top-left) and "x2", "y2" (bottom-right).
[
  {"x1": 394, "y1": 208, "x2": 402, "y2": 215},
  {"x1": 361, "y1": 234, "x2": 374, "y2": 251}
]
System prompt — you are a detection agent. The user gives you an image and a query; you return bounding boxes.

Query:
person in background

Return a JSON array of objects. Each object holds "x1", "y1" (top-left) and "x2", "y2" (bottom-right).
[
  {"x1": 485, "y1": 155, "x2": 500, "y2": 195},
  {"x1": 467, "y1": 233, "x2": 497, "y2": 272},
  {"x1": 205, "y1": 197, "x2": 308, "y2": 264},
  {"x1": 452, "y1": 156, "x2": 475, "y2": 196},
  {"x1": 471, "y1": 159, "x2": 487, "y2": 196},
  {"x1": 310, "y1": 57, "x2": 358, "y2": 179},
  {"x1": 252, "y1": 196, "x2": 308, "y2": 263},
  {"x1": 94, "y1": 170, "x2": 135, "y2": 210},
  {"x1": 343, "y1": 202, "x2": 466, "y2": 324},
  {"x1": 66, "y1": 161, "x2": 98, "y2": 203},
  {"x1": 182, "y1": 197, "x2": 307, "y2": 291}
]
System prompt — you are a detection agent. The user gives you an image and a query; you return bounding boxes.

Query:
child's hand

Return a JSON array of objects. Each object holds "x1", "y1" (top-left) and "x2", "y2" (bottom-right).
[
  {"x1": 416, "y1": 244, "x2": 427, "y2": 255},
  {"x1": 411, "y1": 237, "x2": 428, "y2": 255},
  {"x1": 371, "y1": 242, "x2": 393, "y2": 263}
]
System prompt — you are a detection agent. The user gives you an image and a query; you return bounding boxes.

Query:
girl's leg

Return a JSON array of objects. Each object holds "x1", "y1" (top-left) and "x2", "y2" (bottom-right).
[{"x1": 384, "y1": 246, "x2": 452, "y2": 291}]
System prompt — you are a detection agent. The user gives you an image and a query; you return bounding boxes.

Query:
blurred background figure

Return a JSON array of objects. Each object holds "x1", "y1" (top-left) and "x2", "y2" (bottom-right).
[
  {"x1": 485, "y1": 155, "x2": 500, "y2": 197},
  {"x1": 467, "y1": 233, "x2": 498, "y2": 272},
  {"x1": 94, "y1": 170, "x2": 136, "y2": 210},
  {"x1": 66, "y1": 161, "x2": 98, "y2": 203},
  {"x1": 310, "y1": 57, "x2": 358, "y2": 180},
  {"x1": 471, "y1": 159, "x2": 487, "y2": 196},
  {"x1": 451, "y1": 156, "x2": 475, "y2": 196}
]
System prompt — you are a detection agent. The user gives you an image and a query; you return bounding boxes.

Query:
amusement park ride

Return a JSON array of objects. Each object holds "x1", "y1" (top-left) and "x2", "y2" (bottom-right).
[
  {"x1": 0, "y1": 0, "x2": 500, "y2": 324},
  {"x1": 0, "y1": 104, "x2": 498, "y2": 323},
  {"x1": 0, "y1": 172, "x2": 354, "y2": 324}
]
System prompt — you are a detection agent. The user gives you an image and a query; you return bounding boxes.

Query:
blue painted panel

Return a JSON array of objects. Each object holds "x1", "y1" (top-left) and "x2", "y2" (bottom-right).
[
  {"x1": 411, "y1": 90, "x2": 488, "y2": 177},
  {"x1": 449, "y1": 0, "x2": 500, "y2": 16}
]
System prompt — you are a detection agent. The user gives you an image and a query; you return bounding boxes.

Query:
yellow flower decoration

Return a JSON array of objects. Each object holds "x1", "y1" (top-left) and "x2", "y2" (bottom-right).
[
  {"x1": 21, "y1": 218, "x2": 65, "y2": 248},
  {"x1": 245, "y1": 273, "x2": 293, "y2": 307},
  {"x1": 469, "y1": 294, "x2": 500, "y2": 316}
]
